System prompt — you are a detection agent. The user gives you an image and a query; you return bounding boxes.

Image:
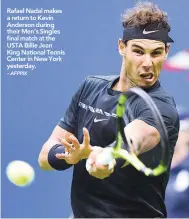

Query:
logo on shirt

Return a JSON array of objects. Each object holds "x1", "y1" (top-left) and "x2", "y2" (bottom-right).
[
  {"x1": 78, "y1": 102, "x2": 117, "y2": 118},
  {"x1": 94, "y1": 117, "x2": 108, "y2": 123}
]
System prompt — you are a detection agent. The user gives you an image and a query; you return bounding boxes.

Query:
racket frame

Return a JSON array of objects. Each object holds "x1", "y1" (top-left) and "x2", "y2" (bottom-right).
[{"x1": 111, "y1": 88, "x2": 169, "y2": 176}]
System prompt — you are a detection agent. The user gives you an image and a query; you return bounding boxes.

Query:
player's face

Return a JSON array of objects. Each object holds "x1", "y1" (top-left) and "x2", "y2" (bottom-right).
[{"x1": 118, "y1": 39, "x2": 170, "y2": 88}]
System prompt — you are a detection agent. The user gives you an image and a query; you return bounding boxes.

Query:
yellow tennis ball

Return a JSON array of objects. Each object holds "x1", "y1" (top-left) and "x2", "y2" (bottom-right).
[{"x1": 6, "y1": 160, "x2": 35, "y2": 187}]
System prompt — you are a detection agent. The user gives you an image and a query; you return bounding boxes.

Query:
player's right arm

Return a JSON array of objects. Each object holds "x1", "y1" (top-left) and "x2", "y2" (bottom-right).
[
  {"x1": 38, "y1": 125, "x2": 73, "y2": 170},
  {"x1": 38, "y1": 77, "x2": 93, "y2": 170}
]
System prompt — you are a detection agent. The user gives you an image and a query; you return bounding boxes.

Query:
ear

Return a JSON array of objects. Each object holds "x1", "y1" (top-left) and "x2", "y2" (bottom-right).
[{"x1": 118, "y1": 39, "x2": 126, "y2": 56}]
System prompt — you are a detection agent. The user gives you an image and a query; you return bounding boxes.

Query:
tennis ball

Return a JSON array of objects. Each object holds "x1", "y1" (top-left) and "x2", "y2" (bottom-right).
[{"x1": 6, "y1": 160, "x2": 35, "y2": 187}]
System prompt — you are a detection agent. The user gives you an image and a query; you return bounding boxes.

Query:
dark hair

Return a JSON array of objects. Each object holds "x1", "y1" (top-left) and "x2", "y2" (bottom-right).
[{"x1": 121, "y1": 1, "x2": 171, "y2": 31}]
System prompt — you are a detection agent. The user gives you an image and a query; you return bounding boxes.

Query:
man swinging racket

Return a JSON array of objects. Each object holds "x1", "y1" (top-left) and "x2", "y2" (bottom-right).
[{"x1": 38, "y1": 2, "x2": 179, "y2": 218}]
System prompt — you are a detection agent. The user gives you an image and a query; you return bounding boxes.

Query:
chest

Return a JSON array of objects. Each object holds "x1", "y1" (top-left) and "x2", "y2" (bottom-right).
[{"x1": 76, "y1": 89, "x2": 119, "y2": 146}]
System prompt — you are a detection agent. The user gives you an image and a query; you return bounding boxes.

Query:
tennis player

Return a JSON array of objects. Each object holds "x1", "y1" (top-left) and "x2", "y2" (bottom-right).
[{"x1": 38, "y1": 2, "x2": 179, "y2": 218}]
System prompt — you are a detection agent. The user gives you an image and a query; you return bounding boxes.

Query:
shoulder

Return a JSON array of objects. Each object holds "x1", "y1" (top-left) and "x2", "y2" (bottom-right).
[
  {"x1": 129, "y1": 84, "x2": 177, "y2": 111},
  {"x1": 150, "y1": 84, "x2": 176, "y2": 108},
  {"x1": 131, "y1": 84, "x2": 179, "y2": 126},
  {"x1": 150, "y1": 85, "x2": 179, "y2": 120},
  {"x1": 85, "y1": 75, "x2": 118, "y2": 85},
  {"x1": 82, "y1": 75, "x2": 119, "y2": 90}
]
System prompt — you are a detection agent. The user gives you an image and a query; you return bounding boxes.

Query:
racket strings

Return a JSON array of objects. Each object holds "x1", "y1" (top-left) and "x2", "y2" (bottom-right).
[{"x1": 114, "y1": 88, "x2": 169, "y2": 176}]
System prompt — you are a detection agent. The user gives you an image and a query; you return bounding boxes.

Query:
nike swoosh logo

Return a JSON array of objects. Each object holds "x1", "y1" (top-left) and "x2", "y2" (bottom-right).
[
  {"x1": 94, "y1": 117, "x2": 108, "y2": 123},
  {"x1": 143, "y1": 29, "x2": 159, "y2": 34}
]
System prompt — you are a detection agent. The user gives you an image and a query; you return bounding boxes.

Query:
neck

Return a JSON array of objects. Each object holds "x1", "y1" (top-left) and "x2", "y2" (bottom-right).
[{"x1": 113, "y1": 60, "x2": 137, "y2": 92}]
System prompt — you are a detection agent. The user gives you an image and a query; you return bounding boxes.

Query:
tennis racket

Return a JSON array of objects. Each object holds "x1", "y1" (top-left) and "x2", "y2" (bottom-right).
[{"x1": 95, "y1": 87, "x2": 169, "y2": 177}]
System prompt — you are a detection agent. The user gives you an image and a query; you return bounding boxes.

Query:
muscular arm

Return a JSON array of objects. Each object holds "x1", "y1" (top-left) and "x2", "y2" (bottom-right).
[
  {"x1": 124, "y1": 94, "x2": 179, "y2": 158},
  {"x1": 38, "y1": 78, "x2": 89, "y2": 170},
  {"x1": 124, "y1": 119, "x2": 160, "y2": 155},
  {"x1": 38, "y1": 125, "x2": 73, "y2": 170}
]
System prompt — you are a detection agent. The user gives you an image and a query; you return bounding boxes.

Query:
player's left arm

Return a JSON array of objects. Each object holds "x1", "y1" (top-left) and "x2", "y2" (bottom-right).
[
  {"x1": 124, "y1": 119, "x2": 160, "y2": 155},
  {"x1": 127, "y1": 96, "x2": 180, "y2": 156}
]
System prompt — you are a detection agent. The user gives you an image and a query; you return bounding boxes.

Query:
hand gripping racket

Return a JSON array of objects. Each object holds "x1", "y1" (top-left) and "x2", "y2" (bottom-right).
[{"x1": 95, "y1": 87, "x2": 169, "y2": 176}]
